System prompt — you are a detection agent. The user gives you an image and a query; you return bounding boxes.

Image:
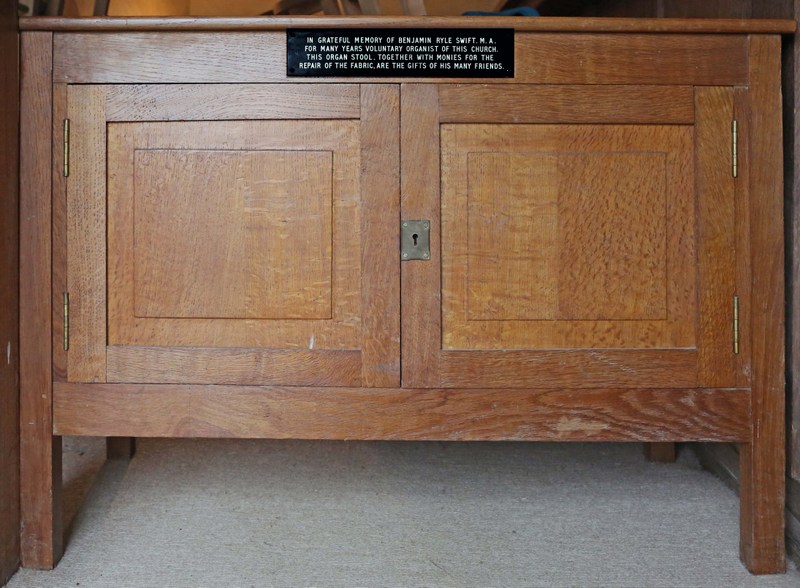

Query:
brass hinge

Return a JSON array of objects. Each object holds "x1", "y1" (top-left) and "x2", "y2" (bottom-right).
[
  {"x1": 732, "y1": 120, "x2": 738, "y2": 178},
  {"x1": 63, "y1": 292, "x2": 69, "y2": 351},
  {"x1": 63, "y1": 119, "x2": 70, "y2": 177},
  {"x1": 733, "y1": 295, "x2": 740, "y2": 355}
]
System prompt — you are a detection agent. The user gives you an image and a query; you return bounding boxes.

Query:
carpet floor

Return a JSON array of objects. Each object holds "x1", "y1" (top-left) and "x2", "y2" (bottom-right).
[{"x1": 6, "y1": 438, "x2": 800, "y2": 588}]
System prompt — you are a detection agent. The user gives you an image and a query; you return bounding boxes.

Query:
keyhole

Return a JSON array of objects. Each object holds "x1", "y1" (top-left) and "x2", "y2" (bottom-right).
[{"x1": 412, "y1": 234, "x2": 419, "y2": 246}]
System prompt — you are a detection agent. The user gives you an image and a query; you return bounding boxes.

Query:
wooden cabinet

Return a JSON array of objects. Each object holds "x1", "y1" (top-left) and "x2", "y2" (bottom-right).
[
  {"x1": 19, "y1": 16, "x2": 793, "y2": 574},
  {"x1": 66, "y1": 84, "x2": 400, "y2": 387}
]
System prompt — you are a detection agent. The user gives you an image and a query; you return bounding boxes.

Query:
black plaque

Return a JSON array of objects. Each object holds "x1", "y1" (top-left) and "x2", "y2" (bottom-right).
[{"x1": 287, "y1": 28, "x2": 514, "y2": 78}]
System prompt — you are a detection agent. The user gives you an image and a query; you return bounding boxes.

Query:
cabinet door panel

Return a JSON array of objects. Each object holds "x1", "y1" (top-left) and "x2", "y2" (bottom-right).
[
  {"x1": 107, "y1": 120, "x2": 358, "y2": 350},
  {"x1": 131, "y1": 148, "x2": 333, "y2": 321},
  {"x1": 66, "y1": 84, "x2": 400, "y2": 386},
  {"x1": 442, "y1": 124, "x2": 695, "y2": 351},
  {"x1": 402, "y1": 84, "x2": 735, "y2": 389}
]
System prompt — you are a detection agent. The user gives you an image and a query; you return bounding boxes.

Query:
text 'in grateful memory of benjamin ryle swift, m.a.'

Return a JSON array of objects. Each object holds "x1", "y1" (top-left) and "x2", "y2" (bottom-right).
[{"x1": 287, "y1": 28, "x2": 515, "y2": 78}]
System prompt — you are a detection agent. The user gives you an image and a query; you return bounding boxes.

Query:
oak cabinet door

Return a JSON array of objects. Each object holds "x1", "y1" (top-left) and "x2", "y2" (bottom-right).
[
  {"x1": 402, "y1": 84, "x2": 738, "y2": 389},
  {"x1": 65, "y1": 84, "x2": 399, "y2": 387}
]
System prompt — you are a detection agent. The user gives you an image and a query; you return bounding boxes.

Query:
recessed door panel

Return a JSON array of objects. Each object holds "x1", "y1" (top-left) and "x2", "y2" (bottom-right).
[
  {"x1": 442, "y1": 124, "x2": 694, "y2": 351},
  {"x1": 133, "y1": 149, "x2": 333, "y2": 321},
  {"x1": 107, "y1": 120, "x2": 358, "y2": 350}
]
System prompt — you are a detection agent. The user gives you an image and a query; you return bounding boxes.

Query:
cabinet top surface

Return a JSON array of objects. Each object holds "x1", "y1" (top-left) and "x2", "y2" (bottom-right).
[{"x1": 19, "y1": 16, "x2": 796, "y2": 34}]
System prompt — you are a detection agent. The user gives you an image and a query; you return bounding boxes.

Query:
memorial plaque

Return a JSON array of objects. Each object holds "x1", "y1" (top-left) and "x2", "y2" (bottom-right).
[{"x1": 287, "y1": 28, "x2": 514, "y2": 78}]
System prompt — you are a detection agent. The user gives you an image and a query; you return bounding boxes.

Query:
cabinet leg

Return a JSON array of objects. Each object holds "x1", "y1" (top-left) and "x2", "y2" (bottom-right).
[
  {"x1": 19, "y1": 435, "x2": 63, "y2": 569},
  {"x1": 20, "y1": 32, "x2": 62, "y2": 570},
  {"x1": 739, "y1": 441, "x2": 785, "y2": 574},
  {"x1": 738, "y1": 36, "x2": 786, "y2": 575},
  {"x1": 106, "y1": 437, "x2": 136, "y2": 460},
  {"x1": 643, "y1": 442, "x2": 677, "y2": 463}
]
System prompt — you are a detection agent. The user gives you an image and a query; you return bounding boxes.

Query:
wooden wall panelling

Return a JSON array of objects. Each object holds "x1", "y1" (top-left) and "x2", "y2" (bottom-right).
[
  {"x1": 53, "y1": 383, "x2": 753, "y2": 442},
  {"x1": 583, "y1": 0, "x2": 753, "y2": 18},
  {"x1": 582, "y1": 0, "x2": 662, "y2": 16},
  {"x1": 20, "y1": 31, "x2": 63, "y2": 570},
  {"x1": 0, "y1": 0, "x2": 19, "y2": 582},
  {"x1": 749, "y1": 0, "x2": 794, "y2": 19},
  {"x1": 739, "y1": 35, "x2": 787, "y2": 575},
  {"x1": 661, "y1": 0, "x2": 751, "y2": 18},
  {"x1": 63, "y1": 0, "x2": 101, "y2": 16}
]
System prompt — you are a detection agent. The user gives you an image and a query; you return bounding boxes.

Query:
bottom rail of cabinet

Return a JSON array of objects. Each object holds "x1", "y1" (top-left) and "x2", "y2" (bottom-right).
[{"x1": 52, "y1": 382, "x2": 751, "y2": 442}]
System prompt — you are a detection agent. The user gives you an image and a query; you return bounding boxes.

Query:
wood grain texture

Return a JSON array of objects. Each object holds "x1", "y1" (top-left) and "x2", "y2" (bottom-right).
[
  {"x1": 784, "y1": 0, "x2": 800, "y2": 487},
  {"x1": 20, "y1": 32, "x2": 63, "y2": 570},
  {"x1": 358, "y1": 0, "x2": 382, "y2": 14},
  {"x1": 132, "y1": 149, "x2": 333, "y2": 320},
  {"x1": 438, "y1": 349, "x2": 698, "y2": 388},
  {"x1": 51, "y1": 85, "x2": 67, "y2": 383},
  {"x1": 20, "y1": 16, "x2": 797, "y2": 33},
  {"x1": 0, "y1": 1, "x2": 19, "y2": 582},
  {"x1": 52, "y1": 32, "x2": 749, "y2": 86},
  {"x1": 54, "y1": 32, "x2": 284, "y2": 83},
  {"x1": 465, "y1": 151, "x2": 669, "y2": 322},
  {"x1": 441, "y1": 124, "x2": 695, "y2": 351},
  {"x1": 404, "y1": 86, "x2": 710, "y2": 388},
  {"x1": 107, "y1": 347, "x2": 363, "y2": 386},
  {"x1": 359, "y1": 85, "x2": 400, "y2": 386},
  {"x1": 52, "y1": 383, "x2": 752, "y2": 442},
  {"x1": 401, "y1": 0, "x2": 427, "y2": 14},
  {"x1": 514, "y1": 33, "x2": 748, "y2": 86},
  {"x1": 66, "y1": 85, "x2": 108, "y2": 382},
  {"x1": 733, "y1": 87, "x2": 753, "y2": 390},
  {"x1": 107, "y1": 119, "x2": 361, "y2": 352},
  {"x1": 104, "y1": 84, "x2": 360, "y2": 121},
  {"x1": 643, "y1": 442, "x2": 678, "y2": 463},
  {"x1": 739, "y1": 35, "x2": 786, "y2": 575},
  {"x1": 400, "y1": 84, "x2": 441, "y2": 388},
  {"x1": 661, "y1": 0, "x2": 751, "y2": 18},
  {"x1": 695, "y1": 87, "x2": 737, "y2": 387},
  {"x1": 439, "y1": 85, "x2": 695, "y2": 124}
]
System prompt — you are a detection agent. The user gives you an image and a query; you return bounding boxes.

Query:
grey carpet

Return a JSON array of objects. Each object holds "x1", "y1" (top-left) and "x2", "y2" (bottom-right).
[{"x1": 6, "y1": 439, "x2": 800, "y2": 588}]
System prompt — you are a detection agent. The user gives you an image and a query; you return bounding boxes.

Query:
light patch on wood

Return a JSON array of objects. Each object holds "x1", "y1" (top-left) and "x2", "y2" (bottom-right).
[{"x1": 555, "y1": 417, "x2": 611, "y2": 434}]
